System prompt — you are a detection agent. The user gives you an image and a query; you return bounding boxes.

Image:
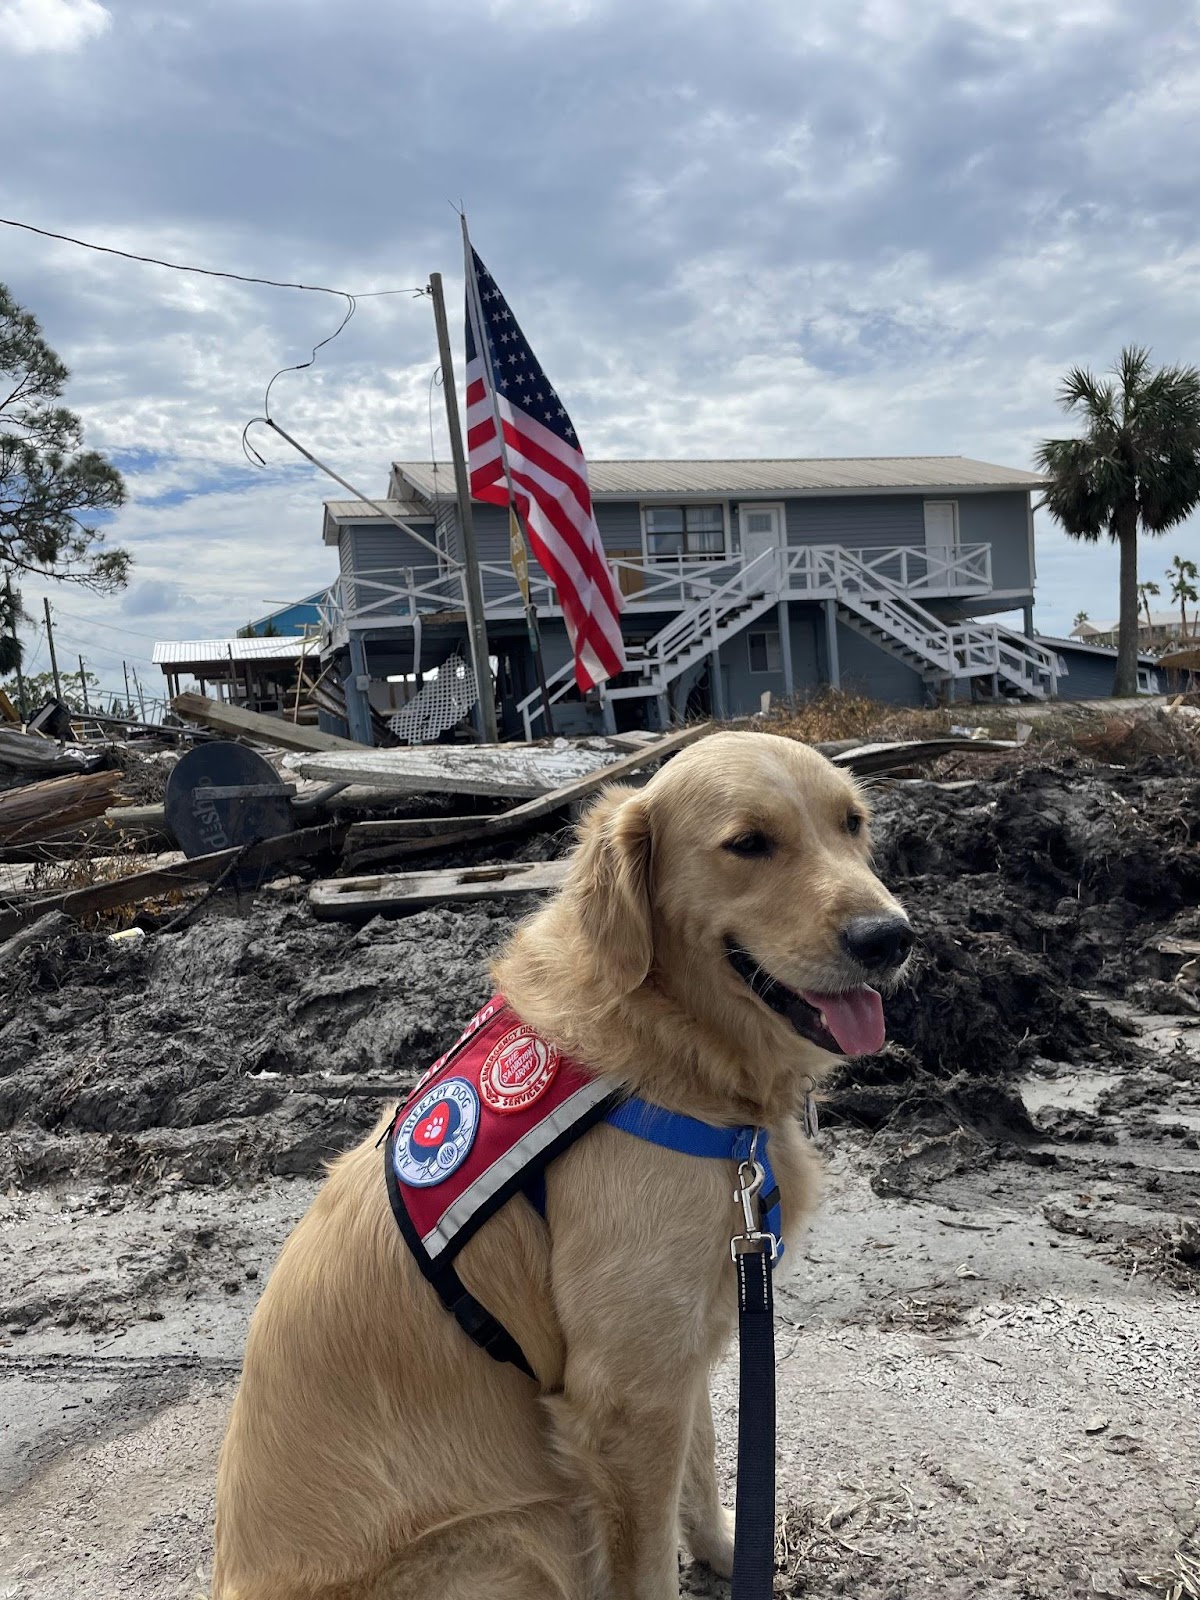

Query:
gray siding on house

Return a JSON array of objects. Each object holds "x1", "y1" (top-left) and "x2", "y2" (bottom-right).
[
  {"x1": 835, "y1": 623, "x2": 927, "y2": 706},
  {"x1": 780, "y1": 495, "x2": 926, "y2": 549},
  {"x1": 1048, "y1": 642, "x2": 1161, "y2": 699},
  {"x1": 956, "y1": 491, "x2": 1033, "y2": 595},
  {"x1": 1052, "y1": 647, "x2": 1116, "y2": 700},
  {"x1": 595, "y1": 501, "x2": 644, "y2": 554},
  {"x1": 714, "y1": 604, "x2": 825, "y2": 716},
  {"x1": 339, "y1": 521, "x2": 445, "y2": 614}
]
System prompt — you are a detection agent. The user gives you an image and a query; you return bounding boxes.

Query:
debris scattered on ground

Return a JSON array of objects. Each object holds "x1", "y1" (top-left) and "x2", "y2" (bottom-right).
[
  {"x1": 169, "y1": 692, "x2": 362, "y2": 753},
  {"x1": 1, "y1": 692, "x2": 1198, "y2": 1600}
]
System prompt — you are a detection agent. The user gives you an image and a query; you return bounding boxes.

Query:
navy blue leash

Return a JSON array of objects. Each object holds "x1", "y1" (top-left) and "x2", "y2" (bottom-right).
[
  {"x1": 604, "y1": 1101, "x2": 781, "y2": 1600},
  {"x1": 729, "y1": 1141, "x2": 778, "y2": 1599}
]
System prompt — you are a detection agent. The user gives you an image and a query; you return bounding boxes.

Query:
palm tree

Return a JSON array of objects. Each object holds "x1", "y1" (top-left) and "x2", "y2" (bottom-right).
[
  {"x1": 1035, "y1": 346, "x2": 1200, "y2": 696},
  {"x1": 1072, "y1": 609, "x2": 1090, "y2": 634},
  {"x1": 1138, "y1": 580, "x2": 1160, "y2": 631},
  {"x1": 1168, "y1": 553, "x2": 1199, "y2": 639}
]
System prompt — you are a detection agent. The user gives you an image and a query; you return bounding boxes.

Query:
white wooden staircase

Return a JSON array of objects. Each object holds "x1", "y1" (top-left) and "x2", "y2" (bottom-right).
[{"x1": 516, "y1": 545, "x2": 1057, "y2": 735}]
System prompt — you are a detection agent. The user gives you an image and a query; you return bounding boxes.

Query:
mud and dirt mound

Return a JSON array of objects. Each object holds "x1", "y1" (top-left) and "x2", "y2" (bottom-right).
[
  {"x1": 0, "y1": 900, "x2": 530, "y2": 1188},
  {"x1": 824, "y1": 760, "x2": 1200, "y2": 1132},
  {"x1": 2, "y1": 758, "x2": 1198, "y2": 1191}
]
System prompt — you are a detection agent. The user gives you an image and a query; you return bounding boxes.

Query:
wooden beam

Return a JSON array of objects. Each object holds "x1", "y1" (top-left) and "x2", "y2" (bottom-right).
[
  {"x1": 0, "y1": 770, "x2": 124, "y2": 845},
  {"x1": 310, "y1": 858, "x2": 569, "y2": 921},
  {"x1": 477, "y1": 721, "x2": 713, "y2": 828},
  {"x1": 830, "y1": 737, "x2": 1022, "y2": 776},
  {"x1": 340, "y1": 722, "x2": 714, "y2": 869},
  {"x1": 170, "y1": 692, "x2": 366, "y2": 753}
]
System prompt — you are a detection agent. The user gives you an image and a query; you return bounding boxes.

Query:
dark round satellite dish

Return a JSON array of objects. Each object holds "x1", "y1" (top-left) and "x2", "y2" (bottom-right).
[{"x1": 165, "y1": 741, "x2": 295, "y2": 886}]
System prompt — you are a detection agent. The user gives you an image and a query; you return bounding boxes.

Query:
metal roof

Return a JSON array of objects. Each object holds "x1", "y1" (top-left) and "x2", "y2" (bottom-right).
[
  {"x1": 321, "y1": 498, "x2": 435, "y2": 546},
  {"x1": 1038, "y1": 635, "x2": 1160, "y2": 666},
  {"x1": 153, "y1": 635, "x2": 319, "y2": 667},
  {"x1": 391, "y1": 456, "x2": 1045, "y2": 502},
  {"x1": 322, "y1": 499, "x2": 432, "y2": 521}
]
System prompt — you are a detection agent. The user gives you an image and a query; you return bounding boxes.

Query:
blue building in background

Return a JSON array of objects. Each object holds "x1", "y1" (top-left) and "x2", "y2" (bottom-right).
[{"x1": 247, "y1": 593, "x2": 326, "y2": 637}]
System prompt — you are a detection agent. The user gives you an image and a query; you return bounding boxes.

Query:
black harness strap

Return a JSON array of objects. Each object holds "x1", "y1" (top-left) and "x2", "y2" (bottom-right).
[{"x1": 384, "y1": 1133, "x2": 536, "y2": 1379}]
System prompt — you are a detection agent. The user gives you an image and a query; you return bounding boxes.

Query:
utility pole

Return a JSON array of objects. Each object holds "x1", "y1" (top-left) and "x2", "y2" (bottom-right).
[
  {"x1": 5, "y1": 574, "x2": 26, "y2": 720},
  {"x1": 429, "y1": 270, "x2": 498, "y2": 744},
  {"x1": 43, "y1": 597, "x2": 62, "y2": 702},
  {"x1": 123, "y1": 660, "x2": 132, "y2": 718},
  {"x1": 78, "y1": 655, "x2": 91, "y2": 715},
  {"x1": 131, "y1": 665, "x2": 146, "y2": 721}
]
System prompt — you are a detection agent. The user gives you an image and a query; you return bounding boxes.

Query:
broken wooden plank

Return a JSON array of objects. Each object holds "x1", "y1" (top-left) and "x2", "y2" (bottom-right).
[
  {"x1": 309, "y1": 858, "x2": 570, "y2": 921},
  {"x1": 478, "y1": 722, "x2": 713, "y2": 824},
  {"x1": 170, "y1": 693, "x2": 365, "y2": 754},
  {"x1": 0, "y1": 770, "x2": 125, "y2": 846},
  {"x1": 339, "y1": 723, "x2": 715, "y2": 870},
  {"x1": 0, "y1": 823, "x2": 346, "y2": 940},
  {"x1": 283, "y1": 740, "x2": 632, "y2": 799},
  {"x1": 830, "y1": 737, "x2": 1022, "y2": 777}
]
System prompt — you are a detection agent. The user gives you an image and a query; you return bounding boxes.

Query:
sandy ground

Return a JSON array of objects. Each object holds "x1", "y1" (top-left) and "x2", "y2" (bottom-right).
[{"x1": 1, "y1": 1119, "x2": 1197, "y2": 1600}]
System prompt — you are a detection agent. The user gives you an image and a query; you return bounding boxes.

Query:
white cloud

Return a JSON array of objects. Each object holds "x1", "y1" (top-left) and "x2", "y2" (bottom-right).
[
  {"x1": 0, "y1": 0, "x2": 110, "y2": 54},
  {"x1": 2, "y1": 0, "x2": 1198, "y2": 689}
]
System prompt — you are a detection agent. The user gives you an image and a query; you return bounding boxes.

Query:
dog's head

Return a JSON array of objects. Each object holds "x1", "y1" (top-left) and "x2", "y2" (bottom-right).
[{"x1": 566, "y1": 730, "x2": 912, "y2": 1065}]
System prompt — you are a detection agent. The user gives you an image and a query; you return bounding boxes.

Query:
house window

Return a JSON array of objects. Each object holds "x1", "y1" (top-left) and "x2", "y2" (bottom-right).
[
  {"x1": 644, "y1": 504, "x2": 726, "y2": 559},
  {"x1": 748, "y1": 629, "x2": 782, "y2": 674}
]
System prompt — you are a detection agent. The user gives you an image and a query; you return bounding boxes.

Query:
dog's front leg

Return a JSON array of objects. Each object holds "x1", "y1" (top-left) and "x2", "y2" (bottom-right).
[
  {"x1": 679, "y1": 1384, "x2": 735, "y2": 1579},
  {"x1": 549, "y1": 1365, "x2": 705, "y2": 1600}
]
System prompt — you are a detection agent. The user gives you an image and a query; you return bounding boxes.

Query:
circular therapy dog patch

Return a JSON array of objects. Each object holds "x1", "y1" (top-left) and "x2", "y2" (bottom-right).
[
  {"x1": 393, "y1": 1078, "x2": 480, "y2": 1187},
  {"x1": 478, "y1": 1026, "x2": 560, "y2": 1115}
]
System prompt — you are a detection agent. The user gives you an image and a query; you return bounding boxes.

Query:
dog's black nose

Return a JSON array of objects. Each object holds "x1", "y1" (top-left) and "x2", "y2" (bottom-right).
[{"x1": 840, "y1": 915, "x2": 914, "y2": 973}]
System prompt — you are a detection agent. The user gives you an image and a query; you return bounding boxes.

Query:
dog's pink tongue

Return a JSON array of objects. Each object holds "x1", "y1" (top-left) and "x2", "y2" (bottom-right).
[{"x1": 800, "y1": 986, "x2": 885, "y2": 1057}]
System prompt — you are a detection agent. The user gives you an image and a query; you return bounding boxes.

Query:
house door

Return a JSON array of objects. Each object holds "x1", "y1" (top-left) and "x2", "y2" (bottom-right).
[
  {"x1": 741, "y1": 503, "x2": 784, "y2": 568},
  {"x1": 923, "y1": 500, "x2": 960, "y2": 585}
]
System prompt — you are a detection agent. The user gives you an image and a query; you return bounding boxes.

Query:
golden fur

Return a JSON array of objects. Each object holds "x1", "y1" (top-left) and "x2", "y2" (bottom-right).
[{"x1": 213, "y1": 730, "x2": 910, "y2": 1600}]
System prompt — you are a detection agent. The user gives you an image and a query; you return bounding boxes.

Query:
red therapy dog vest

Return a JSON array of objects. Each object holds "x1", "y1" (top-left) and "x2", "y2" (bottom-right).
[{"x1": 384, "y1": 998, "x2": 617, "y2": 1375}]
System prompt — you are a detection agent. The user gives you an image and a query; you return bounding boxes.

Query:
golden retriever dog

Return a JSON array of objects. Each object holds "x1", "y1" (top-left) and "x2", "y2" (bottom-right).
[{"x1": 213, "y1": 730, "x2": 912, "y2": 1600}]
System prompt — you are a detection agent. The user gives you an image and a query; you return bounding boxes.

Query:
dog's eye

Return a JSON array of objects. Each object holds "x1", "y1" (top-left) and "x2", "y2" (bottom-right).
[
  {"x1": 845, "y1": 811, "x2": 864, "y2": 836},
  {"x1": 723, "y1": 831, "x2": 775, "y2": 859}
]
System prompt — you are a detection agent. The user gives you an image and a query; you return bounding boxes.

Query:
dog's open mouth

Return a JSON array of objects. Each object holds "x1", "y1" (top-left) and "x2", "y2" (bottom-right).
[{"x1": 725, "y1": 942, "x2": 886, "y2": 1057}]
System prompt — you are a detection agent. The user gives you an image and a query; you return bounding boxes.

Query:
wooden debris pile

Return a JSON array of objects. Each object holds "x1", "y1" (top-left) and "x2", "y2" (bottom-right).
[{"x1": 0, "y1": 694, "x2": 1033, "y2": 943}]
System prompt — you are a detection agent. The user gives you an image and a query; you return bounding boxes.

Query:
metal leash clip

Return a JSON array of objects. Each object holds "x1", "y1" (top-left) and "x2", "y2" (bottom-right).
[{"x1": 730, "y1": 1132, "x2": 779, "y2": 1262}]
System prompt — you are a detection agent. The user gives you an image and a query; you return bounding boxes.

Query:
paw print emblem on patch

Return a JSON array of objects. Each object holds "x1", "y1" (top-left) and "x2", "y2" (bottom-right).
[{"x1": 393, "y1": 1078, "x2": 480, "y2": 1188}]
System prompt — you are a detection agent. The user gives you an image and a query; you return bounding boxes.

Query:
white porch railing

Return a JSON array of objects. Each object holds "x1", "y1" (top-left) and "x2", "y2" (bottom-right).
[
  {"x1": 321, "y1": 542, "x2": 993, "y2": 641},
  {"x1": 322, "y1": 537, "x2": 1055, "y2": 732}
]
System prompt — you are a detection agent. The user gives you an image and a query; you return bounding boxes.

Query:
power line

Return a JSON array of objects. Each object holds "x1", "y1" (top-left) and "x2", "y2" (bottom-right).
[
  {"x1": 0, "y1": 215, "x2": 427, "y2": 302},
  {"x1": 52, "y1": 608, "x2": 164, "y2": 641},
  {"x1": 51, "y1": 625, "x2": 156, "y2": 667}
]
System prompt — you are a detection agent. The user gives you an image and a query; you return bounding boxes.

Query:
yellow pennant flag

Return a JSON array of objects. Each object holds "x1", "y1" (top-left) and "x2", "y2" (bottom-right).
[{"x1": 509, "y1": 503, "x2": 531, "y2": 607}]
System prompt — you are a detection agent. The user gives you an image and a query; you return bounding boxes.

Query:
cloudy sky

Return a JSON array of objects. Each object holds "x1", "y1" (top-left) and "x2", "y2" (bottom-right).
[{"x1": 1, "y1": 0, "x2": 1198, "y2": 697}]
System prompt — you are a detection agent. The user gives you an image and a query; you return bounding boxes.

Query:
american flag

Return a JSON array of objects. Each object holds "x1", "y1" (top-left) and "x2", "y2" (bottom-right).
[{"x1": 464, "y1": 247, "x2": 626, "y2": 691}]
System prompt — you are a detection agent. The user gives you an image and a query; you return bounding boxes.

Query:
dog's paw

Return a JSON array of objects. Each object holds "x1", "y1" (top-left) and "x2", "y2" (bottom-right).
[{"x1": 686, "y1": 1506, "x2": 735, "y2": 1580}]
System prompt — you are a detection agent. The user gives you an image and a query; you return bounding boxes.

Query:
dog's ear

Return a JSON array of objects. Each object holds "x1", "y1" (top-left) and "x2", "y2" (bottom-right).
[{"x1": 568, "y1": 783, "x2": 653, "y2": 993}]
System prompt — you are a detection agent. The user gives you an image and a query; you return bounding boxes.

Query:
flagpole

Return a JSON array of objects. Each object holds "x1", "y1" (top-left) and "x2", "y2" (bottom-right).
[
  {"x1": 429, "y1": 270, "x2": 499, "y2": 744},
  {"x1": 461, "y1": 214, "x2": 556, "y2": 740}
]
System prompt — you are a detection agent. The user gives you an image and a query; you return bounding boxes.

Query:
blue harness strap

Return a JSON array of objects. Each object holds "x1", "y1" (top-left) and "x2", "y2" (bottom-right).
[{"x1": 604, "y1": 1097, "x2": 784, "y2": 1258}]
